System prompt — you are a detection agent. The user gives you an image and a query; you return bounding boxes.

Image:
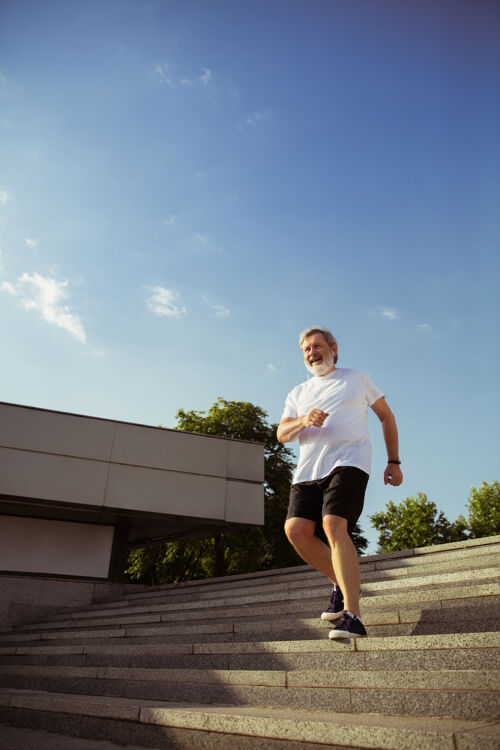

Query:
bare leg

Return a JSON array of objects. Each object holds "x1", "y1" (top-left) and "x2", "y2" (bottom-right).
[
  {"x1": 284, "y1": 517, "x2": 337, "y2": 584},
  {"x1": 323, "y1": 515, "x2": 361, "y2": 617}
]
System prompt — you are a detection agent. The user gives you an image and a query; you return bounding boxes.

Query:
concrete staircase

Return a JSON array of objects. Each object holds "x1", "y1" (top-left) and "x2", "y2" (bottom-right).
[{"x1": 0, "y1": 535, "x2": 499, "y2": 749}]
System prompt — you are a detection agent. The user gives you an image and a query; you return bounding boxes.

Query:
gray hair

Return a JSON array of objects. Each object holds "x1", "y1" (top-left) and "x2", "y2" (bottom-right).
[{"x1": 299, "y1": 327, "x2": 338, "y2": 364}]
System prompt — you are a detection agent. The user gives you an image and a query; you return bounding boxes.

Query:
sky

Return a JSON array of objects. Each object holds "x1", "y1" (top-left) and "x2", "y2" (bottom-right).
[{"x1": 1, "y1": 0, "x2": 499, "y2": 553}]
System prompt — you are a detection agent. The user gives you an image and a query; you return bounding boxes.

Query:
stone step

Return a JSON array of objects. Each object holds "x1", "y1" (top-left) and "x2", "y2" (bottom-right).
[
  {"x1": 80, "y1": 538, "x2": 500, "y2": 612},
  {"x1": 366, "y1": 542, "x2": 500, "y2": 572},
  {"x1": 3, "y1": 581, "x2": 499, "y2": 646},
  {"x1": 20, "y1": 584, "x2": 498, "y2": 638},
  {"x1": 3, "y1": 618, "x2": 499, "y2": 650},
  {"x1": 100, "y1": 554, "x2": 500, "y2": 610},
  {"x1": 116, "y1": 536, "x2": 500, "y2": 595},
  {"x1": 1, "y1": 665, "x2": 499, "y2": 720},
  {"x1": 2, "y1": 631, "x2": 499, "y2": 669},
  {"x1": 122, "y1": 553, "x2": 499, "y2": 607},
  {"x1": 3, "y1": 612, "x2": 499, "y2": 649},
  {"x1": 1, "y1": 688, "x2": 498, "y2": 749},
  {"x1": 14, "y1": 550, "x2": 499, "y2": 632},
  {"x1": 1, "y1": 537, "x2": 499, "y2": 748},
  {"x1": 8, "y1": 587, "x2": 500, "y2": 641},
  {"x1": 0, "y1": 724, "x2": 151, "y2": 750},
  {"x1": 7, "y1": 568, "x2": 500, "y2": 638}
]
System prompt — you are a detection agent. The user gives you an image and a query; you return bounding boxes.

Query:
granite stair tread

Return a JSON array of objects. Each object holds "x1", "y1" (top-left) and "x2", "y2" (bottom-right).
[
  {"x1": 12, "y1": 558, "x2": 500, "y2": 631},
  {"x1": 0, "y1": 724, "x2": 151, "y2": 750},
  {"x1": 1, "y1": 688, "x2": 499, "y2": 749},
  {"x1": 1, "y1": 535, "x2": 499, "y2": 748}
]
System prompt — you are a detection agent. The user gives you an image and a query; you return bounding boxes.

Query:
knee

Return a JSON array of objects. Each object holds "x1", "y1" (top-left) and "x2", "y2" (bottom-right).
[
  {"x1": 323, "y1": 515, "x2": 349, "y2": 544},
  {"x1": 284, "y1": 518, "x2": 315, "y2": 547}
]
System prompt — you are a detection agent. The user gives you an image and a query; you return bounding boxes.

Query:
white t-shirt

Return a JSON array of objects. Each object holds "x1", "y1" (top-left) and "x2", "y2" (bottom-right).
[{"x1": 281, "y1": 368, "x2": 384, "y2": 484}]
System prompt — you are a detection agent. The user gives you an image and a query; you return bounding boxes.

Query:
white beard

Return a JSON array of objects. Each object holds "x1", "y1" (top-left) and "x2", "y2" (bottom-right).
[{"x1": 305, "y1": 350, "x2": 335, "y2": 376}]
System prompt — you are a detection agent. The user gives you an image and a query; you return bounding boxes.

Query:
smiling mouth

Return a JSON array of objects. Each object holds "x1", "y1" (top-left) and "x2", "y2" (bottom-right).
[{"x1": 309, "y1": 356, "x2": 322, "y2": 365}]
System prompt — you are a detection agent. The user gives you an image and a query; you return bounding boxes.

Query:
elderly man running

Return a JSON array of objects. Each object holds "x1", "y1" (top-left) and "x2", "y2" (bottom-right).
[{"x1": 277, "y1": 327, "x2": 403, "y2": 638}]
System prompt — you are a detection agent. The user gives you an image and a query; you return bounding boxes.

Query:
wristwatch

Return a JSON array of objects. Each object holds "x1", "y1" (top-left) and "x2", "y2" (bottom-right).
[{"x1": 387, "y1": 460, "x2": 401, "y2": 465}]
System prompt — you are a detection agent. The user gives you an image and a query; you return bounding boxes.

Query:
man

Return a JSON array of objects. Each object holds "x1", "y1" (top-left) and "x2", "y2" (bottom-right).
[{"x1": 277, "y1": 327, "x2": 403, "y2": 639}]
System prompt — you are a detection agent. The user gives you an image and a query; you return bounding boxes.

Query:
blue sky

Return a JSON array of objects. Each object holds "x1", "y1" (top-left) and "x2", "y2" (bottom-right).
[{"x1": 1, "y1": 0, "x2": 499, "y2": 552}]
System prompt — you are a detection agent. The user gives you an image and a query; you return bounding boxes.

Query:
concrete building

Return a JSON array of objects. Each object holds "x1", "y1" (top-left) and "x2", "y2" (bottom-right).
[{"x1": 0, "y1": 401, "x2": 264, "y2": 629}]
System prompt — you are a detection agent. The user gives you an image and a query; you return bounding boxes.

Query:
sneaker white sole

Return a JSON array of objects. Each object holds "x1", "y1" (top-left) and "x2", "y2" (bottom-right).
[
  {"x1": 320, "y1": 611, "x2": 343, "y2": 621},
  {"x1": 328, "y1": 629, "x2": 366, "y2": 639}
]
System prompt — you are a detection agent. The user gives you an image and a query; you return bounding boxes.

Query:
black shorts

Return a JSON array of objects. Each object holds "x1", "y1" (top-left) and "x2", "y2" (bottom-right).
[{"x1": 286, "y1": 466, "x2": 369, "y2": 533}]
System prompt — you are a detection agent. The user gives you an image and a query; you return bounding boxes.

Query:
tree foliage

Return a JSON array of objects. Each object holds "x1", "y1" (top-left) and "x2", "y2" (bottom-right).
[
  {"x1": 349, "y1": 522, "x2": 369, "y2": 555},
  {"x1": 369, "y1": 480, "x2": 499, "y2": 553},
  {"x1": 369, "y1": 493, "x2": 469, "y2": 553},
  {"x1": 466, "y1": 480, "x2": 500, "y2": 539}
]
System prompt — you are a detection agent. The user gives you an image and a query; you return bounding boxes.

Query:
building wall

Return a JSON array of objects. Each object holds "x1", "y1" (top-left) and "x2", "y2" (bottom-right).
[
  {"x1": 0, "y1": 402, "x2": 265, "y2": 580},
  {"x1": 0, "y1": 516, "x2": 114, "y2": 577}
]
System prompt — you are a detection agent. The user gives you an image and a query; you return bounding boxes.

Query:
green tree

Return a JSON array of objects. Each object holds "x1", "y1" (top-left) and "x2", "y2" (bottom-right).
[
  {"x1": 369, "y1": 492, "x2": 468, "y2": 553},
  {"x1": 466, "y1": 480, "x2": 500, "y2": 538},
  {"x1": 125, "y1": 537, "x2": 216, "y2": 586},
  {"x1": 349, "y1": 522, "x2": 369, "y2": 555},
  {"x1": 175, "y1": 398, "x2": 303, "y2": 575}
]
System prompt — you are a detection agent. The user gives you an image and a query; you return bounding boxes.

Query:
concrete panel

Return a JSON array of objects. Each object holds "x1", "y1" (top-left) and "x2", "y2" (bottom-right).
[
  {"x1": 227, "y1": 441, "x2": 265, "y2": 482},
  {"x1": 110, "y1": 423, "x2": 227, "y2": 477},
  {"x1": 0, "y1": 403, "x2": 115, "y2": 461},
  {"x1": 225, "y1": 481, "x2": 264, "y2": 525},
  {"x1": 0, "y1": 516, "x2": 114, "y2": 577},
  {"x1": 104, "y1": 464, "x2": 226, "y2": 519},
  {"x1": 0, "y1": 447, "x2": 108, "y2": 506}
]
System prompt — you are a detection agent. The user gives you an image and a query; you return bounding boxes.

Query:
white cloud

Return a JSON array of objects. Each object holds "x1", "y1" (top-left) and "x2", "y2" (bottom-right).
[
  {"x1": 157, "y1": 64, "x2": 213, "y2": 89},
  {"x1": 0, "y1": 189, "x2": 11, "y2": 206},
  {"x1": 152, "y1": 63, "x2": 174, "y2": 88},
  {"x1": 162, "y1": 214, "x2": 176, "y2": 225},
  {"x1": 86, "y1": 347, "x2": 107, "y2": 358},
  {"x1": 0, "y1": 71, "x2": 6, "y2": 84},
  {"x1": 2, "y1": 272, "x2": 86, "y2": 343},
  {"x1": 418, "y1": 323, "x2": 432, "y2": 332},
  {"x1": 244, "y1": 111, "x2": 269, "y2": 127},
  {"x1": 369, "y1": 306, "x2": 399, "y2": 320},
  {"x1": 25, "y1": 238, "x2": 40, "y2": 248},
  {"x1": 211, "y1": 304, "x2": 230, "y2": 318},
  {"x1": 202, "y1": 293, "x2": 230, "y2": 318},
  {"x1": 145, "y1": 286, "x2": 187, "y2": 318},
  {"x1": 181, "y1": 68, "x2": 213, "y2": 87},
  {"x1": 194, "y1": 233, "x2": 209, "y2": 245},
  {"x1": 1, "y1": 281, "x2": 16, "y2": 295},
  {"x1": 195, "y1": 170, "x2": 207, "y2": 178},
  {"x1": 200, "y1": 68, "x2": 212, "y2": 86},
  {"x1": 267, "y1": 363, "x2": 277, "y2": 373},
  {"x1": 380, "y1": 307, "x2": 398, "y2": 320}
]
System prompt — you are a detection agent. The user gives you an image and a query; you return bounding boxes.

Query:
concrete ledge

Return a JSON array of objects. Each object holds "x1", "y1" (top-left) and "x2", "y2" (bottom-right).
[{"x1": 0, "y1": 401, "x2": 265, "y2": 580}]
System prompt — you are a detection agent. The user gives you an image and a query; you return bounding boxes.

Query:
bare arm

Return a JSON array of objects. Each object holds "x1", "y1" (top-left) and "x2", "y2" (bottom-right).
[
  {"x1": 277, "y1": 409, "x2": 329, "y2": 443},
  {"x1": 370, "y1": 397, "x2": 403, "y2": 486}
]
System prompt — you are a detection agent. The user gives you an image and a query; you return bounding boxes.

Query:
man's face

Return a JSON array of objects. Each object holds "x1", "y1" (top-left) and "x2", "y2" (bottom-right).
[{"x1": 301, "y1": 333, "x2": 337, "y2": 376}]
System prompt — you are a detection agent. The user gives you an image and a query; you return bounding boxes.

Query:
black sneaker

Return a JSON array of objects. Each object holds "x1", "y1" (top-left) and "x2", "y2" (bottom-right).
[
  {"x1": 320, "y1": 587, "x2": 344, "y2": 621},
  {"x1": 328, "y1": 611, "x2": 367, "y2": 639}
]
